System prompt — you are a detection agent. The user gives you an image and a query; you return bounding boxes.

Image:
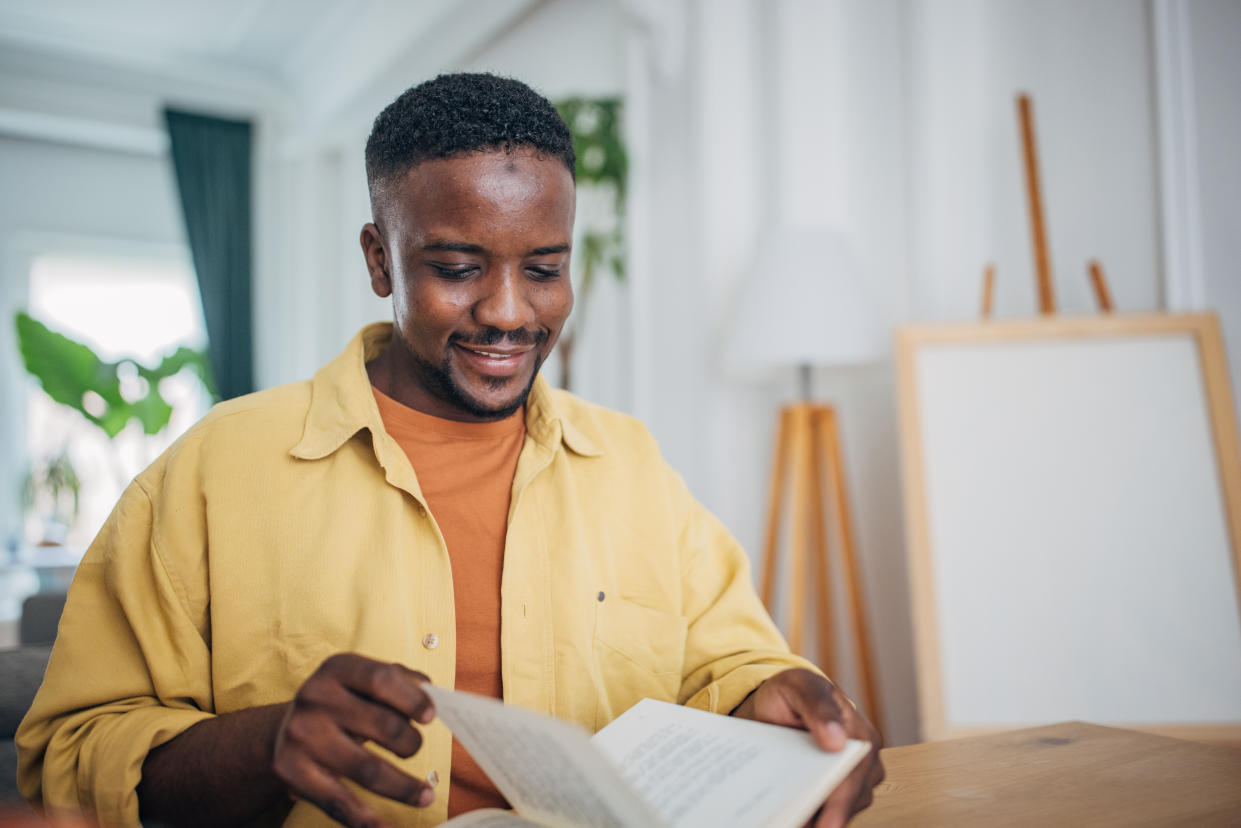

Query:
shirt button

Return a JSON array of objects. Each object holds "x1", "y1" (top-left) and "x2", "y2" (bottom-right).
[
  {"x1": 597, "y1": 591, "x2": 606, "y2": 602},
  {"x1": 427, "y1": 769, "x2": 440, "y2": 788},
  {"x1": 422, "y1": 633, "x2": 439, "y2": 650}
]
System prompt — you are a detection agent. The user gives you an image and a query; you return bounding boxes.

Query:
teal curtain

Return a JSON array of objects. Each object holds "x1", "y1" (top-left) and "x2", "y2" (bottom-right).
[{"x1": 164, "y1": 109, "x2": 254, "y2": 400}]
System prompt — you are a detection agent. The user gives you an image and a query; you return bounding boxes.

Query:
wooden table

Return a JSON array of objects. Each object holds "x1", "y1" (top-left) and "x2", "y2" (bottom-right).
[{"x1": 853, "y1": 721, "x2": 1241, "y2": 827}]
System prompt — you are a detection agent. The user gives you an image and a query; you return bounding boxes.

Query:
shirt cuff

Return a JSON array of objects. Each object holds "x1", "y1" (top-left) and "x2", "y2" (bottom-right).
[{"x1": 72, "y1": 706, "x2": 215, "y2": 826}]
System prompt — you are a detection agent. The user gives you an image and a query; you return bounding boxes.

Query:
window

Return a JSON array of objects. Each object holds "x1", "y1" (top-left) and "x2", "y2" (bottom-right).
[{"x1": 22, "y1": 250, "x2": 210, "y2": 548}]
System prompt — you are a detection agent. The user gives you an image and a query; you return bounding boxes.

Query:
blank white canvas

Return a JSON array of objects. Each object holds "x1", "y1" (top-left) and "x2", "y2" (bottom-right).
[{"x1": 916, "y1": 333, "x2": 1241, "y2": 727}]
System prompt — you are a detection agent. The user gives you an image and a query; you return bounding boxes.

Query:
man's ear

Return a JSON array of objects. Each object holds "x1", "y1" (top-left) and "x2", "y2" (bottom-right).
[{"x1": 360, "y1": 223, "x2": 392, "y2": 298}]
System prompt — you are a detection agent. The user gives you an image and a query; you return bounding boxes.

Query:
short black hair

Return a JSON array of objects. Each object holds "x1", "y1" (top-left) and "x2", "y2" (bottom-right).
[{"x1": 365, "y1": 72, "x2": 575, "y2": 214}]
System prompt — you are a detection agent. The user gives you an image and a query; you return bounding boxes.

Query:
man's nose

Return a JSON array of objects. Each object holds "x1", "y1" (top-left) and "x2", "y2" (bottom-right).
[{"x1": 474, "y1": 268, "x2": 536, "y2": 332}]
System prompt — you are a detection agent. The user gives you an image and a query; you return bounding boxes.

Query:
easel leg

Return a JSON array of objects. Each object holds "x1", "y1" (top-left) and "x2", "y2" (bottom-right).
[{"x1": 822, "y1": 409, "x2": 886, "y2": 742}]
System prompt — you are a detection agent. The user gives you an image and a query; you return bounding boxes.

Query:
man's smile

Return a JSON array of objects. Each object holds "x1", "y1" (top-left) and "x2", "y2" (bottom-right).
[
  {"x1": 460, "y1": 345, "x2": 528, "y2": 358},
  {"x1": 452, "y1": 340, "x2": 537, "y2": 377}
]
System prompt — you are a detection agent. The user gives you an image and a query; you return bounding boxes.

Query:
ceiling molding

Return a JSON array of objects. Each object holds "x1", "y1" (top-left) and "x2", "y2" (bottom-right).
[
  {"x1": 0, "y1": 34, "x2": 290, "y2": 110},
  {"x1": 0, "y1": 107, "x2": 167, "y2": 155}
]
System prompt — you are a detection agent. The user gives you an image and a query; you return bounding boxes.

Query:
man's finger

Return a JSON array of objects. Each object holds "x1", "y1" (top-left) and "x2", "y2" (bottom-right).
[
  {"x1": 279, "y1": 754, "x2": 391, "y2": 828},
  {"x1": 820, "y1": 746, "x2": 884, "y2": 824},
  {"x1": 850, "y1": 785, "x2": 875, "y2": 815},
  {"x1": 814, "y1": 743, "x2": 873, "y2": 827},
  {"x1": 814, "y1": 782, "x2": 858, "y2": 828},
  {"x1": 320, "y1": 655, "x2": 436, "y2": 725},
  {"x1": 297, "y1": 677, "x2": 425, "y2": 757},
  {"x1": 304, "y1": 726, "x2": 434, "y2": 809},
  {"x1": 344, "y1": 701, "x2": 425, "y2": 758},
  {"x1": 779, "y1": 675, "x2": 848, "y2": 752},
  {"x1": 866, "y1": 754, "x2": 886, "y2": 789},
  {"x1": 851, "y1": 758, "x2": 882, "y2": 817}
]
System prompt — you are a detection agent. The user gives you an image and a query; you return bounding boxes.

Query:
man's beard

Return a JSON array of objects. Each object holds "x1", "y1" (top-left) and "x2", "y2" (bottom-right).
[{"x1": 411, "y1": 330, "x2": 548, "y2": 420}]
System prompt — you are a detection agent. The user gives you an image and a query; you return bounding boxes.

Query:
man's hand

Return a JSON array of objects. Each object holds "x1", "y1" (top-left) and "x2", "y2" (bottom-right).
[
  {"x1": 731, "y1": 668, "x2": 884, "y2": 828},
  {"x1": 139, "y1": 653, "x2": 438, "y2": 828},
  {"x1": 272, "y1": 653, "x2": 438, "y2": 827}
]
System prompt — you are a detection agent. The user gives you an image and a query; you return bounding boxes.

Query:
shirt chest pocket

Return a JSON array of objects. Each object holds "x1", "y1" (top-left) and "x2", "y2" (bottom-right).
[{"x1": 592, "y1": 596, "x2": 688, "y2": 728}]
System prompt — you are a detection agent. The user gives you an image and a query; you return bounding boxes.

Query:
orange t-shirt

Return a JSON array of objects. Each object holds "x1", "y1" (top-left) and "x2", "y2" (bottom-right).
[{"x1": 372, "y1": 387, "x2": 523, "y2": 817}]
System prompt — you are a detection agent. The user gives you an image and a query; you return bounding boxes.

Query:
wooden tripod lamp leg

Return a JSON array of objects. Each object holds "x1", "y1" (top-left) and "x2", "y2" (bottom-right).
[
  {"x1": 821, "y1": 408, "x2": 886, "y2": 742},
  {"x1": 760, "y1": 408, "x2": 793, "y2": 611},
  {"x1": 807, "y1": 407, "x2": 837, "y2": 678},
  {"x1": 787, "y1": 406, "x2": 814, "y2": 655}
]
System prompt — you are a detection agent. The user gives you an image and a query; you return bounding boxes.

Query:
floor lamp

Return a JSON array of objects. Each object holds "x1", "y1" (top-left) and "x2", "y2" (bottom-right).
[{"x1": 725, "y1": 227, "x2": 886, "y2": 740}]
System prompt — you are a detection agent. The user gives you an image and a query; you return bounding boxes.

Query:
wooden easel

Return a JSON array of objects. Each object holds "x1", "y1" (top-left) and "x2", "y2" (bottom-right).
[
  {"x1": 758, "y1": 400, "x2": 885, "y2": 741},
  {"x1": 982, "y1": 94, "x2": 1116, "y2": 318}
]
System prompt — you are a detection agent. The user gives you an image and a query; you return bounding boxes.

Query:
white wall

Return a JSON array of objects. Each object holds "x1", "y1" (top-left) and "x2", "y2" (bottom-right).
[
  {"x1": 908, "y1": 0, "x2": 1162, "y2": 320},
  {"x1": 461, "y1": 0, "x2": 625, "y2": 96},
  {"x1": 618, "y1": 0, "x2": 1173, "y2": 746},
  {"x1": 629, "y1": 0, "x2": 920, "y2": 743}
]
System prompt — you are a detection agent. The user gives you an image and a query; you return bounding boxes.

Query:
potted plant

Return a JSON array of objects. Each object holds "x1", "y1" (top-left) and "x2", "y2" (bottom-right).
[{"x1": 21, "y1": 448, "x2": 80, "y2": 547}]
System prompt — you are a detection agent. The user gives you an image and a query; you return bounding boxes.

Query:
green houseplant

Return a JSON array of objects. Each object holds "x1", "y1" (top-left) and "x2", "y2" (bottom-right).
[
  {"x1": 15, "y1": 311, "x2": 216, "y2": 438},
  {"x1": 554, "y1": 97, "x2": 627, "y2": 391},
  {"x1": 21, "y1": 447, "x2": 80, "y2": 545},
  {"x1": 14, "y1": 310, "x2": 217, "y2": 542}
]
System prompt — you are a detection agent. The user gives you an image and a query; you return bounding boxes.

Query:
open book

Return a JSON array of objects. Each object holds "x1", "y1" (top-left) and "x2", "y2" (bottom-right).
[{"x1": 424, "y1": 684, "x2": 870, "y2": 828}]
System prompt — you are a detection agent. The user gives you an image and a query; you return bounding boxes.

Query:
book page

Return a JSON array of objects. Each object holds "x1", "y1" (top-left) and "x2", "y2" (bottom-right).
[
  {"x1": 424, "y1": 684, "x2": 665, "y2": 828},
  {"x1": 591, "y1": 699, "x2": 870, "y2": 828}
]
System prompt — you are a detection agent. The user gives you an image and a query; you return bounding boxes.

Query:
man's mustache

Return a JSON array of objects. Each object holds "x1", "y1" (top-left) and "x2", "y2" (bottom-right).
[{"x1": 452, "y1": 328, "x2": 547, "y2": 348}]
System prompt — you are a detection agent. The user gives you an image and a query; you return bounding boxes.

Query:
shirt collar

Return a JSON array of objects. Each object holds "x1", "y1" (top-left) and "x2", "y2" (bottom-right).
[
  {"x1": 290, "y1": 322, "x2": 601, "y2": 461},
  {"x1": 525, "y1": 373, "x2": 603, "y2": 458}
]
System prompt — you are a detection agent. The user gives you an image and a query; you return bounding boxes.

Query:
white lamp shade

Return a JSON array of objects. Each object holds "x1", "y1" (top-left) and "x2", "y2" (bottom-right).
[{"x1": 723, "y1": 226, "x2": 884, "y2": 376}]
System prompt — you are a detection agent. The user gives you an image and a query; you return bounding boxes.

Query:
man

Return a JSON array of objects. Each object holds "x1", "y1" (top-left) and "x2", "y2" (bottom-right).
[{"x1": 18, "y1": 73, "x2": 883, "y2": 827}]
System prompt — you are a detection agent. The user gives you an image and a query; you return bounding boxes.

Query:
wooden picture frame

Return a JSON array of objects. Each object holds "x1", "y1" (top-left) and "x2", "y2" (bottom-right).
[{"x1": 896, "y1": 313, "x2": 1241, "y2": 745}]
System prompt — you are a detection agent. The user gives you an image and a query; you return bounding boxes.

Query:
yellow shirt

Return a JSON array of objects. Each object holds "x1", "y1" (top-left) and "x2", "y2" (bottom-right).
[{"x1": 17, "y1": 323, "x2": 816, "y2": 827}]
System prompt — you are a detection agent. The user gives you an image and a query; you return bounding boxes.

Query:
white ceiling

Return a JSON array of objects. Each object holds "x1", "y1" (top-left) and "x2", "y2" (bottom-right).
[
  {"x1": 0, "y1": 0, "x2": 461, "y2": 91},
  {"x1": 0, "y1": 0, "x2": 542, "y2": 149}
]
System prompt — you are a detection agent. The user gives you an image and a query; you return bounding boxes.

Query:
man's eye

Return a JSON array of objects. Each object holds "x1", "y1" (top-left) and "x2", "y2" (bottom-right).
[
  {"x1": 528, "y1": 266, "x2": 561, "y2": 280},
  {"x1": 432, "y1": 265, "x2": 476, "y2": 279}
]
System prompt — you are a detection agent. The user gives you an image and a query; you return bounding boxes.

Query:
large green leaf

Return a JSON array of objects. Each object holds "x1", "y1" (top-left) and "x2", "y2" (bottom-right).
[
  {"x1": 139, "y1": 346, "x2": 219, "y2": 404},
  {"x1": 557, "y1": 98, "x2": 628, "y2": 204},
  {"x1": 14, "y1": 310, "x2": 216, "y2": 439}
]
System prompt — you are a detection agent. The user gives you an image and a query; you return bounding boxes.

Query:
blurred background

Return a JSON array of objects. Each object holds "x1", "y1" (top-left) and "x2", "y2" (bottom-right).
[{"x1": 0, "y1": 0, "x2": 1238, "y2": 752}]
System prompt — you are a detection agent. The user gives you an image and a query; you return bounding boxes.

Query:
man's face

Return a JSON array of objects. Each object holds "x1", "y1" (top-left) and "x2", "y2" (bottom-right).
[{"x1": 361, "y1": 149, "x2": 575, "y2": 422}]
